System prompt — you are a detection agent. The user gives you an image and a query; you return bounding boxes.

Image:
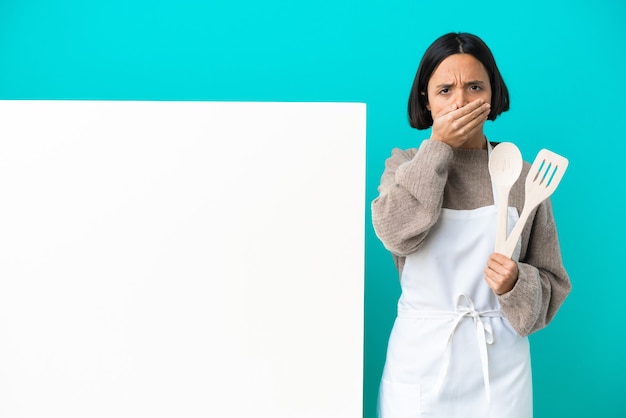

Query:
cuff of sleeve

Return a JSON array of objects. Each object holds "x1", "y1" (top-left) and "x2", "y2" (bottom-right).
[{"x1": 497, "y1": 262, "x2": 542, "y2": 337}]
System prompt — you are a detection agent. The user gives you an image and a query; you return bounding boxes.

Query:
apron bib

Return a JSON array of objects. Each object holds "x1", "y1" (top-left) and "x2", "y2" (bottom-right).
[{"x1": 378, "y1": 144, "x2": 532, "y2": 418}]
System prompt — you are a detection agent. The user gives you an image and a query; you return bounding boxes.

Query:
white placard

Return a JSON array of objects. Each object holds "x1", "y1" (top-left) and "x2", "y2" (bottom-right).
[{"x1": 0, "y1": 100, "x2": 365, "y2": 418}]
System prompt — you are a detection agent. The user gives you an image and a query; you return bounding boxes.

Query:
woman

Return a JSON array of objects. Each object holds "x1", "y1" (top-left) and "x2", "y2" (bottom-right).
[{"x1": 372, "y1": 32, "x2": 571, "y2": 417}]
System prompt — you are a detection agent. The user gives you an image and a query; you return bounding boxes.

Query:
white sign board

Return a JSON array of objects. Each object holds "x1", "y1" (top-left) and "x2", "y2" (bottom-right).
[{"x1": 0, "y1": 100, "x2": 365, "y2": 418}]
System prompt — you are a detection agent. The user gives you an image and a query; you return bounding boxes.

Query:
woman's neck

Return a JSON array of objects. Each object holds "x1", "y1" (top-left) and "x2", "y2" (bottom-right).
[{"x1": 460, "y1": 133, "x2": 487, "y2": 150}]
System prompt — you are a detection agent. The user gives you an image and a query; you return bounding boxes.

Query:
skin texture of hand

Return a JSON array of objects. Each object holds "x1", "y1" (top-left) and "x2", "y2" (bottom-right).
[
  {"x1": 430, "y1": 99, "x2": 491, "y2": 148},
  {"x1": 484, "y1": 253, "x2": 519, "y2": 295}
]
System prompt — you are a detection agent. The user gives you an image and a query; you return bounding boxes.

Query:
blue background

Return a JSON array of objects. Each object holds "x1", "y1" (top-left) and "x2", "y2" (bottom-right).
[{"x1": 1, "y1": 1, "x2": 625, "y2": 416}]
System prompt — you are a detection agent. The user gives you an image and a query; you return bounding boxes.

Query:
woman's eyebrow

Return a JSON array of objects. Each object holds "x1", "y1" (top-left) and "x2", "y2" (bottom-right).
[
  {"x1": 433, "y1": 80, "x2": 486, "y2": 89},
  {"x1": 465, "y1": 80, "x2": 486, "y2": 86}
]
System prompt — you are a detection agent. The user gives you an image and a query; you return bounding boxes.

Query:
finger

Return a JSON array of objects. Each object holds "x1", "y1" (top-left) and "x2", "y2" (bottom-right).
[
  {"x1": 447, "y1": 99, "x2": 487, "y2": 119},
  {"x1": 447, "y1": 107, "x2": 489, "y2": 138},
  {"x1": 455, "y1": 102, "x2": 490, "y2": 127},
  {"x1": 459, "y1": 112, "x2": 489, "y2": 138},
  {"x1": 485, "y1": 263, "x2": 501, "y2": 279},
  {"x1": 488, "y1": 252, "x2": 507, "y2": 264},
  {"x1": 486, "y1": 257, "x2": 508, "y2": 276},
  {"x1": 432, "y1": 103, "x2": 459, "y2": 119},
  {"x1": 484, "y1": 266, "x2": 509, "y2": 290},
  {"x1": 487, "y1": 258, "x2": 507, "y2": 275},
  {"x1": 490, "y1": 252, "x2": 513, "y2": 265},
  {"x1": 483, "y1": 271, "x2": 501, "y2": 291},
  {"x1": 434, "y1": 99, "x2": 484, "y2": 119},
  {"x1": 489, "y1": 263, "x2": 517, "y2": 286},
  {"x1": 463, "y1": 98, "x2": 487, "y2": 112},
  {"x1": 490, "y1": 253, "x2": 517, "y2": 273}
]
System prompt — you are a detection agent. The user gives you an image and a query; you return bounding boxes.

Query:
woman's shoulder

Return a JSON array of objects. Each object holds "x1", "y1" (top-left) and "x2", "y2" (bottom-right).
[
  {"x1": 387, "y1": 139, "x2": 451, "y2": 161},
  {"x1": 387, "y1": 147, "x2": 418, "y2": 161}
]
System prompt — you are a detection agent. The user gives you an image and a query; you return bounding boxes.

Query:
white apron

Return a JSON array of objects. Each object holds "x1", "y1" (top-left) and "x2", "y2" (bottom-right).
[{"x1": 378, "y1": 145, "x2": 532, "y2": 418}]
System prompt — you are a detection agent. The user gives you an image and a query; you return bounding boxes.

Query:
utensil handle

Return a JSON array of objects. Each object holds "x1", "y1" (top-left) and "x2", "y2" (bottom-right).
[
  {"x1": 499, "y1": 207, "x2": 531, "y2": 258},
  {"x1": 495, "y1": 187, "x2": 509, "y2": 252}
]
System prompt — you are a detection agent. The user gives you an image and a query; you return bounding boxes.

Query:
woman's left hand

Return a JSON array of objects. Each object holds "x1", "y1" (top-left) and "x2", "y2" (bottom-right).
[{"x1": 484, "y1": 253, "x2": 519, "y2": 295}]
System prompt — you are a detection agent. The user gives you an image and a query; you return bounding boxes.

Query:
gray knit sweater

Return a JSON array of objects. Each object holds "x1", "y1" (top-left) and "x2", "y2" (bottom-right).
[{"x1": 371, "y1": 139, "x2": 571, "y2": 337}]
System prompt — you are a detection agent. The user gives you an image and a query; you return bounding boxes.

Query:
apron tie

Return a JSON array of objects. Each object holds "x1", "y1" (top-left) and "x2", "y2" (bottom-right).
[{"x1": 432, "y1": 294, "x2": 503, "y2": 402}]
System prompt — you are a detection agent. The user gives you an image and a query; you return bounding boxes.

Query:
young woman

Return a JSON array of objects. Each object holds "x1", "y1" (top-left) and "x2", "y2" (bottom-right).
[{"x1": 372, "y1": 32, "x2": 571, "y2": 417}]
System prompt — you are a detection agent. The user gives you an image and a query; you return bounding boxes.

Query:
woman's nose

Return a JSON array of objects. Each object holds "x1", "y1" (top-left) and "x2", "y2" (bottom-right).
[{"x1": 454, "y1": 91, "x2": 468, "y2": 108}]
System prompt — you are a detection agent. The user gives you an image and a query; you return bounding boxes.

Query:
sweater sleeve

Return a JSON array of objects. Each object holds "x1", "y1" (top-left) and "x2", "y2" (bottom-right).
[
  {"x1": 497, "y1": 198, "x2": 572, "y2": 337},
  {"x1": 371, "y1": 139, "x2": 453, "y2": 256}
]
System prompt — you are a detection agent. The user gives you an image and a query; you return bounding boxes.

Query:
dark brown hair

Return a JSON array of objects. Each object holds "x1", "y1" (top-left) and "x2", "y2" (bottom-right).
[{"x1": 408, "y1": 32, "x2": 510, "y2": 129}]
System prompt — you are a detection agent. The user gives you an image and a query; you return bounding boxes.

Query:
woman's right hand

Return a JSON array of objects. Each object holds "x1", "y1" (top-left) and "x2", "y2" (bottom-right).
[{"x1": 430, "y1": 99, "x2": 491, "y2": 148}]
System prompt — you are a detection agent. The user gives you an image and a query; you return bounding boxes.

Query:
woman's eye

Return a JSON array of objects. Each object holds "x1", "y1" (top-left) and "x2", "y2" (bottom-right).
[
  {"x1": 439, "y1": 88, "x2": 449, "y2": 94},
  {"x1": 470, "y1": 85, "x2": 482, "y2": 91}
]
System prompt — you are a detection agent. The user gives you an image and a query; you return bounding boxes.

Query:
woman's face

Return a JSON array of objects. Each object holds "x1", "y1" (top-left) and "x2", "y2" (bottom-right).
[{"x1": 425, "y1": 53, "x2": 492, "y2": 117}]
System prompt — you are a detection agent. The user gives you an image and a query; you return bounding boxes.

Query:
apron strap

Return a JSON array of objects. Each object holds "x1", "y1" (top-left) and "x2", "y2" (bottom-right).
[
  {"x1": 431, "y1": 294, "x2": 502, "y2": 403},
  {"x1": 486, "y1": 138, "x2": 499, "y2": 204}
]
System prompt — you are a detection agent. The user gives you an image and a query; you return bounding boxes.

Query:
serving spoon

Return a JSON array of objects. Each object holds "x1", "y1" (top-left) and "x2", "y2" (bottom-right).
[{"x1": 488, "y1": 142, "x2": 523, "y2": 253}]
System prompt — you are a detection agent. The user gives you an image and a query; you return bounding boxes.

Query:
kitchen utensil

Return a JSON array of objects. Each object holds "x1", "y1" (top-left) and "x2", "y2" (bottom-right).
[
  {"x1": 488, "y1": 142, "x2": 523, "y2": 252},
  {"x1": 499, "y1": 149, "x2": 569, "y2": 258}
]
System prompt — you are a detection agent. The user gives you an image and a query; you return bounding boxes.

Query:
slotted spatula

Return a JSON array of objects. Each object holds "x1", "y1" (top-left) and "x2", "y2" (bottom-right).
[{"x1": 499, "y1": 149, "x2": 569, "y2": 258}]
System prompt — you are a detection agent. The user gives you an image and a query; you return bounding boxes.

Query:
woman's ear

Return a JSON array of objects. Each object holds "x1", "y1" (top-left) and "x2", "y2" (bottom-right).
[{"x1": 421, "y1": 91, "x2": 430, "y2": 111}]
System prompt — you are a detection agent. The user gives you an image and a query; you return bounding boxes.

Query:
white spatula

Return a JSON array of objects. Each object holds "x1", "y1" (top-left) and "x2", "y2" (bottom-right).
[
  {"x1": 499, "y1": 149, "x2": 569, "y2": 258},
  {"x1": 488, "y1": 142, "x2": 523, "y2": 252}
]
